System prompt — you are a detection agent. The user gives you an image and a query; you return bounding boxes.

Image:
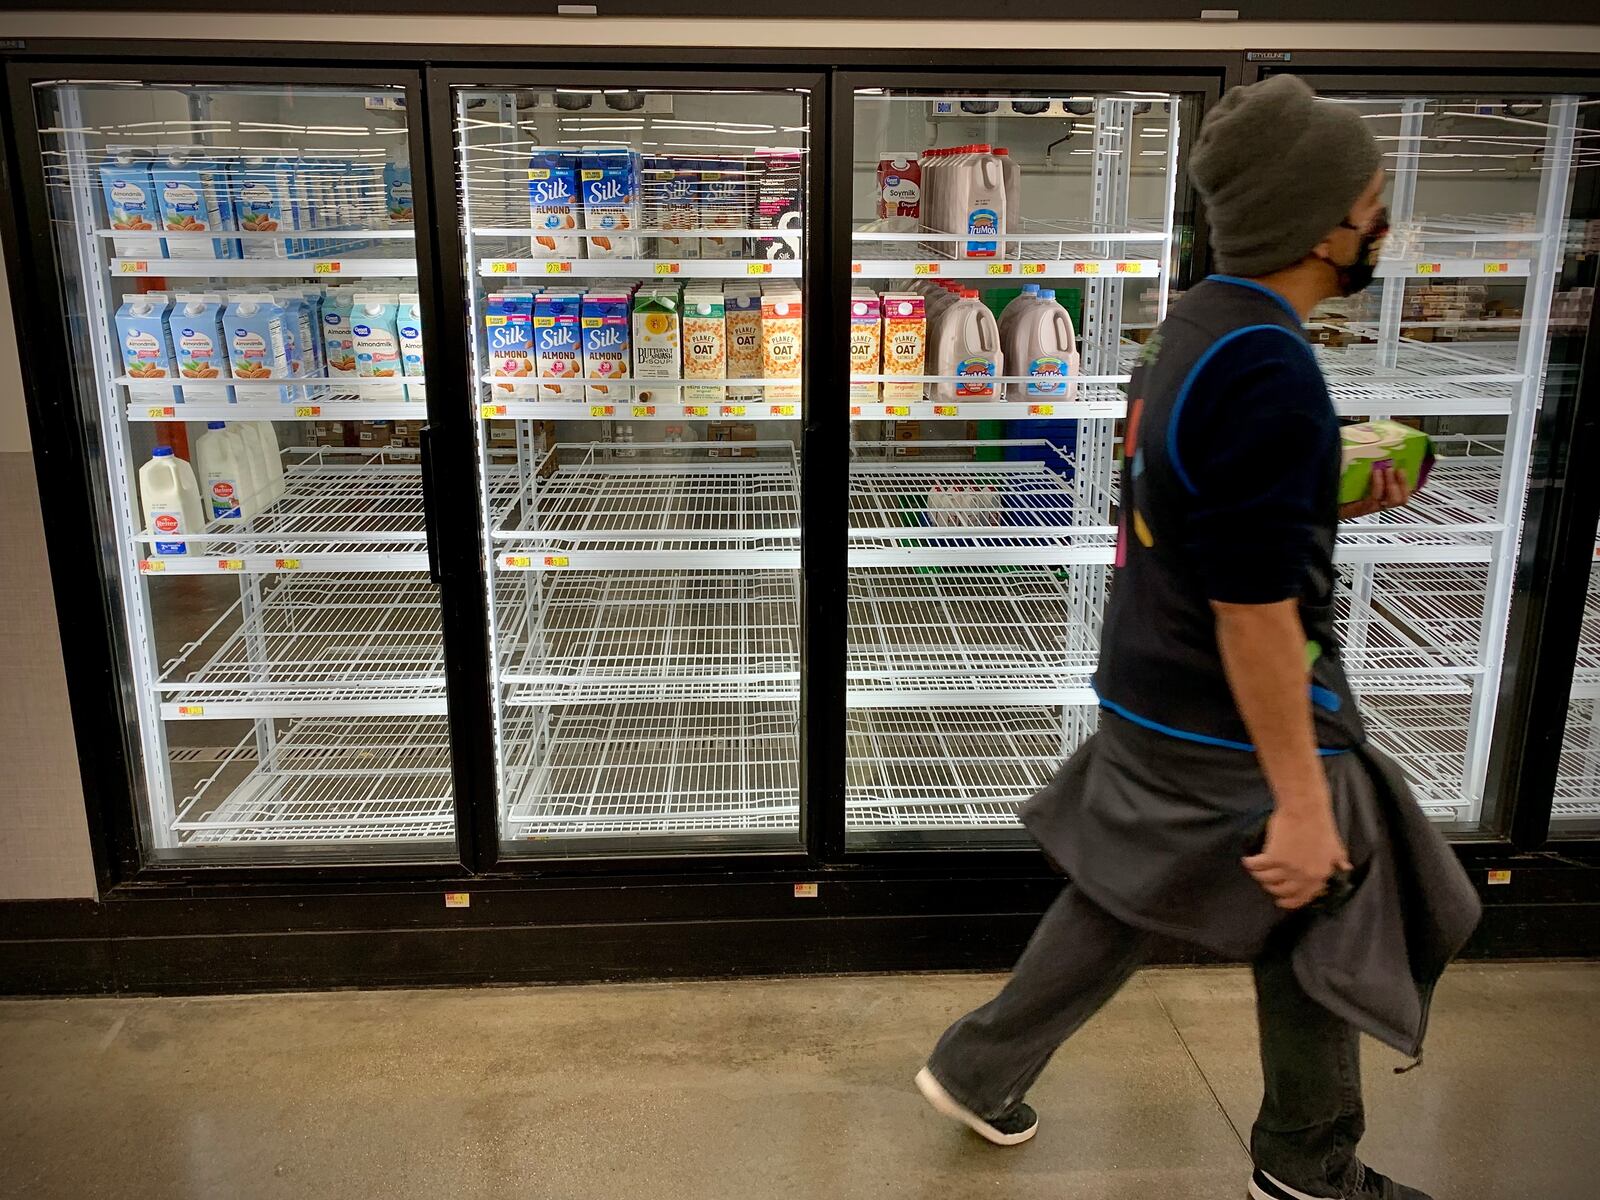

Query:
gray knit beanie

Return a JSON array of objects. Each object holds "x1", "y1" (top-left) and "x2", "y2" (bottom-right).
[{"x1": 1190, "y1": 75, "x2": 1383, "y2": 277}]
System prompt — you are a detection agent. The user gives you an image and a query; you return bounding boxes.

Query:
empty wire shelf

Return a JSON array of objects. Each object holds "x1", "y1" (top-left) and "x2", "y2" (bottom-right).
[
  {"x1": 175, "y1": 716, "x2": 455, "y2": 845},
  {"x1": 496, "y1": 570, "x2": 801, "y2": 704},
  {"x1": 502, "y1": 701, "x2": 800, "y2": 839},
  {"x1": 157, "y1": 573, "x2": 447, "y2": 718},
  {"x1": 1357, "y1": 692, "x2": 1471, "y2": 821},
  {"x1": 1554, "y1": 697, "x2": 1600, "y2": 822}
]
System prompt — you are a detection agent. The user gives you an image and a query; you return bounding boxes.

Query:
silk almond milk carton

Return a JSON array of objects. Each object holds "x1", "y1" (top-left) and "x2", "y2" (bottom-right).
[
  {"x1": 761, "y1": 290, "x2": 802, "y2": 404},
  {"x1": 724, "y1": 287, "x2": 762, "y2": 404},
  {"x1": 534, "y1": 291, "x2": 583, "y2": 400},
  {"x1": 582, "y1": 293, "x2": 632, "y2": 401},
  {"x1": 486, "y1": 291, "x2": 536, "y2": 393}
]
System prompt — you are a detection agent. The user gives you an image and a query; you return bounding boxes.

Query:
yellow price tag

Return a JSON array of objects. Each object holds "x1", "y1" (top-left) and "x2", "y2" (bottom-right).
[
  {"x1": 481, "y1": 403, "x2": 506, "y2": 418},
  {"x1": 1028, "y1": 404, "x2": 1055, "y2": 416},
  {"x1": 1074, "y1": 262, "x2": 1101, "y2": 275},
  {"x1": 295, "y1": 406, "x2": 319, "y2": 418},
  {"x1": 654, "y1": 262, "x2": 680, "y2": 275},
  {"x1": 770, "y1": 404, "x2": 796, "y2": 417},
  {"x1": 505, "y1": 555, "x2": 531, "y2": 568},
  {"x1": 146, "y1": 406, "x2": 174, "y2": 419},
  {"x1": 746, "y1": 262, "x2": 773, "y2": 275},
  {"x1": 986, "y1": 263, "x2": 1012, "y2": 276},
  {"x1": 119, "y1": 261, "x2": 148, "y2": 274},
  {"x1": 139, "y1": 559, "x2": 164, "y2": 573},
  {"x1": 489, "y1": 261, "x2": 516, "y2": 274},
  {"x1": 1416, "y1": 262, "x2": 1442, "y2": 275},
  {"x1": 1114, "y1": 261, "x2": 1137, "y2": 274},
  {"x1": 633, "y1": 405, "x2": 655, "y2": 417},
  {"x1": 686, "y1": 405, "x2": 709, "y2": 417},
  {"x1": 1020, "y1": 262, "x2": 1047, "y2": 276},
  {"x1": 590, "y1": 404, "x2": 613, "y2": 417},
  {"x1": 934, "y1": 405, "x2": 958, "y2": 417},
  {"x1": 1484, "y1": 262, "x2": 1510, "y2": 274},
  {"x1": 177, "y1": 705, "x2": 205, "y2": 717},
  {"x1": 886, "y1": 405, "x2": 910, "y2": 417},
  {"x1": 912, "y1": 263, "x2": 939, "y2": 276},
  {"x1": 313, "y1": 261, "x2": 341, "y2": 275},
  {"x1": 543, "y1": 555, "x2": 570, "y2": 568},
  {"x1": 218, "y1": 559, "x2": 244, "y2": 571},
  {"x1": 275, "y1": 557, "x2": 301, "y2": 570},
  {"x1": 544, "y1": 261, "x2": 572, "y2": 274},
  {"x1": 722, "y1": 405, "x2": 746, "y2": 416}
]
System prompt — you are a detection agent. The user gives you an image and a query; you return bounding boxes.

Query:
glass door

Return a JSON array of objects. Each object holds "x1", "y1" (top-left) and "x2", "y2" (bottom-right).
[
  {"x1": 843, "y1": 83, "x2": 1202, "y2": 846},
  {"x1": 28, "y1": 74, "x2": 455, "y2": 862},
  {"x1": 449, "y1": 77, "x2": 813, "y2": 855}
]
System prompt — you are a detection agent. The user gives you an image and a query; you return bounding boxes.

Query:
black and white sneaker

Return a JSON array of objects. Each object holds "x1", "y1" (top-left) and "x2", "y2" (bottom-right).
[
  {"x1": 915, "y1": 1067, "x2": 1038, "y2": 1146},
  {"x1": 1248, "y1": 1164, "x2": 1434, "y2": 1200}
]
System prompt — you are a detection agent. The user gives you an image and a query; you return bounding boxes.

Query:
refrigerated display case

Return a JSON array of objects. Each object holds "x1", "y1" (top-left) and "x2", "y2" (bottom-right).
[
  {"x1": 843, "y1": 85, "x2": 1197, "y2": 845},
  {"x1": 448, "y1": 78, "x2": 814, "y2": 853},
  {"x1": 25, "y1": 74, "x2": 457, "y2": 861}
]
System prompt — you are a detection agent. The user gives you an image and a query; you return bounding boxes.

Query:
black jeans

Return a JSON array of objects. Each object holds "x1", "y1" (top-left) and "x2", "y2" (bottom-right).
[{"x1": 928, "y1": 884, "x2": 1364, "y2": 1197}]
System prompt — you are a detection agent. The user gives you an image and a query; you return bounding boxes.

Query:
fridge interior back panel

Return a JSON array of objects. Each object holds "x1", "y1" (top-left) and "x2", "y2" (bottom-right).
[
  {"x1": 30, "y1": 78, "x2": 454, "y2": 863},
  {"x1": 451, "y1": 83, "x2": 810, "y2": 855}
]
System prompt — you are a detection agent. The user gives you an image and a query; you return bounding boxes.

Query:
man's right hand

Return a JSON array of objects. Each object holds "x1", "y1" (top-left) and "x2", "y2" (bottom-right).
[{"x1": 1242, "y1": 803, "x2": 1351, "y2": 910}]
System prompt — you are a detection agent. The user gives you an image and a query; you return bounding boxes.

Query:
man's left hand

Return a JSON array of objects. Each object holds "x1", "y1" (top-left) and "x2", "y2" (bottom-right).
[{"x1": 1339, "y1": 464, "x2": 1412, "y2": 520}]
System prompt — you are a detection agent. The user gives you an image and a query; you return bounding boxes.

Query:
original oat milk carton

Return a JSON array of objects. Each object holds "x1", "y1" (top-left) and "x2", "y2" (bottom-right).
[
  {"x1": 850, "y1": 290, "x2": 882, "y2": 404},
  {"x1": 724, "y1": 286, "x2": 763, "y2": 404},
  {"x1": 880, "y1": 292, "x2": 926, "y2": 402},
  {"x1": 761, "y1": 288, "x2": 802, "y2": 403},
  {"x1": 682, "y1": 288, "x2": 727, "y2": 407}
]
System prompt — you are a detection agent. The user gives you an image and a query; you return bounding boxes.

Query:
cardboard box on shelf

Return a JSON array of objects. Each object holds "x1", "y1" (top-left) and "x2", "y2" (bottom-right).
[
  {"x1": 892, "y1": 419, "x2": 920, "y2": 456},
  {"x1": 392, "y1": 420, "x2": 422, "y2": 449},
  {"x1": 707, "y1": 420, "x2": 757, "y2": 458},
  {"x1": 357, "y1": 419, "x2": 396, "y2": 449},
  {"x1": 488, "y1": 421, "x2": 517, "y2": 449}
]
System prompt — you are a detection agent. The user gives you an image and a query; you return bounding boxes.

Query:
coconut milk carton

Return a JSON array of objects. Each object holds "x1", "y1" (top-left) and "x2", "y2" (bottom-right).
[
  {"x1": 168, "y1": 293, "x2": 234, "y2": 403},
  {"x1": 632, "y1": 290, "x2": 682, "y2": 403},
  {"x1": 486, "y1": 291, "x2": 536, "y2": 394},
  {"x1": 224, "y1": 294, "x2": 294, "y2": 403},
  {"x1": 99, "y1": 148, "x2": 166, "y2": 259},
  {"x1": 580, "y1": 147, "x2": 641, "y2": 259},
  {"x1": 582, "y1": 293, "x2": 633, "y2": 401},
  {"x1": 534, "y1": 291, "x2": 583, "y2": 400},
  {"x1": 115, "y1": 293, "x2": 179, "y2": 407},
  {"x1": 527, "y1": 147, "x2": 581, "y2": 259},
  {"x1": 724, "y1": 287, "x2": 763, "y2": 404}
]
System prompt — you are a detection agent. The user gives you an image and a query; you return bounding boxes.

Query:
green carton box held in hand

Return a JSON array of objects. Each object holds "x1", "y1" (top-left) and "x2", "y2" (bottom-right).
[{"x1": 1338, "y1": 420, "x2": 1434, "y2": 505}]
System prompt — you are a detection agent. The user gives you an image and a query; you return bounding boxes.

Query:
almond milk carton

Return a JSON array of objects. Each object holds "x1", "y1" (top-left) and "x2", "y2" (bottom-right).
[
  {"x1": 760, "y1": 289, "x2": 802, "y2": 403},
  {"x1": 724, "y1": 287, "x2": 763, "y2": 404},
  {"x1": 682, "y1": 289, "x2": 727, "y2": 407},
  {"x1": 486, "y1": 291, "x2": 536, "y2": 393},
  {"x1": 534, "y1": 291, "x2": 583, "y2": 400},
  {"x1": 581, "y1": 292, "x2": 632, "y2": 401}
]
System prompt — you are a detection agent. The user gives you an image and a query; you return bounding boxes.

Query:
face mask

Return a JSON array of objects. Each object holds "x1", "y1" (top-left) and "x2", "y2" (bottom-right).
[{"x1": 1322, "y1": 206, "x2": 1389, "y2": 296}]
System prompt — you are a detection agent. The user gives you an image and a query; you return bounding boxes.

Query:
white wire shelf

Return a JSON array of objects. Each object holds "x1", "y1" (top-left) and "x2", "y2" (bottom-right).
[
  {"x1": 1314, "y1": 340, "x2": 1523, "y2": 417},
  {"x1": 848, "y1": 567, "x2": 1100, "y2": 707},
  {"x1": 478, "y1": 257, "x2": 801, "y2": 280},
  {"x1": 95, "y1": 228, "x2": 418, "y2": 243},
  {"x1": 110, "y1": 256, "x2": 419, "y2": 278},
  {"x1": 1553, "y1": 697, "x2": 1600, "y2": 822},
  {"x1": 1356, "y1": 692, "x2": 1471, "y2": 822},
  {"x1": 852, "y1": 257, "x2": 1161, "y2": 279},
  {"x1": 1348, "y1": 562, "x2": 1488, "y2": 663},
  {"x1": 137, "y1": 450, "x2": 429, "y2": 575},
  {"x1": 473, "y1": 227, "x2": 794, "y2": 241},
  {"x1": 174, "y1": 717, "x2": 455, "y2": 845},
  {"x1": 1373, "y1": 258, "x2": 1530, "y2": 280},
  {"x1": 492, "y1": 443, "x2": 802, "y2": 571},
  {"x1": 1336, "y1": 454, "x2": 1504, "y2": 564},
  {"x1": 846, "y1": 706, "x2": 1090, "y2": 832},
  {"x1": 501, "y1": 701, "x2": 800, "y2": 839},
  {"x1": 1568, "y1": 575, "x2": 1600, "y2": 700},
  {"x1": 848, "y1": 389, "x2": 1128, "y2": 421},
  {"x1": 496, "y1": 570, "x2": 800, "y2": 704},
  {"x1": 481, "y1": 398, "x2": 802, "y2": 421},
  {"x1": 157, "y1": 573, "x2": 446, "y2": 720},
  {"x1": 129, "y1": 395, "x2": 429, "y2": 422},
  {"x1": 852, "y1": 219, "x2": 1169, "y2": 246},
  {"x1": 849, "y1": 444, "x2": 1115, "y2": 567}
]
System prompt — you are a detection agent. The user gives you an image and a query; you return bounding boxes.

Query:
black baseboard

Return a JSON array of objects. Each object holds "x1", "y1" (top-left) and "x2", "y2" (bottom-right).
[{"x1": 3, "y1": 855, "x2": 1596, "y2": 996}]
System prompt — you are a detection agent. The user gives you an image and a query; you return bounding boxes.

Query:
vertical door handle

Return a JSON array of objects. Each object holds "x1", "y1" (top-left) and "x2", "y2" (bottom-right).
[{"x1": 419, "y1": 424, "x2": 444, "y2": 586}]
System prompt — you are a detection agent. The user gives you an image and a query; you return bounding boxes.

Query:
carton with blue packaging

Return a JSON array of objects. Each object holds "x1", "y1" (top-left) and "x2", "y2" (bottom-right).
[
  {"x1": 233, "y1": 157, "x2": 301, "y2": 259},
  {"x1": 534, "y1": 292, "x2": 584, "y2": 400},
  {"x1": 527, "y1": 148, "x2": 581, "y2": 259},
  {"x1": 385, "y1": 159, "x2": 414, "y2": 225},
  {"x1": 352, "y1": 294, "x2": 406, "y2": 400},
  {"x1": 322, "y1": 288, "x2": 358, "y2": 377},
  {"x1": 169, "y1": 293, "x2": 234, "y2": 403},
  {"x1": 114, "y1": 293, "x2": 180, "y2": 407},
  {"x1": 273, "y1": 291, "x2": 313, "y2": 402},
  {"x1": 397, "y1": 294, "x2": 427, "y2": 402},
  {"x1": 580, "y1": 147, "x2": 641, "y2": 259},
  {"x1": 487, "y1": 291, "x2": 537, "y2": 393},
  {"x1": 152, "y1": 149, "x2": 240, "y2": 260},
  {"x1": 582, "y1": 293, "x2": 633, "y2": 400},
  {"x1": 99, "y1": 148, "x2": 166, "y2": 259},
  {"x1": 224, "y1": 294, "x2": 294, "y2": 403}
]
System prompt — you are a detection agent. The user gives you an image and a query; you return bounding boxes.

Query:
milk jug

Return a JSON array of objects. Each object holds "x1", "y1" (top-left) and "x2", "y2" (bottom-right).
[
  {"x1": 1007, "y1": 289, "x2": 1079, "y2": 401},
  {"x1": 945, "y1": 145, "x2": 1006, "y2": 259},
  {"x1": 239, "y1": 422, "x2": 285, "y2": 505},
  {"x1": 195, "y1": 421, "x2": 260, "y2": 521},
  {"x1": 993, "y1": 147, "x2": 1021, "y2": 257},
  {"x1": 931, "y1": 289, "x2": 1002, "y2": 400},
  {"x1": 140, "y1": 446, "x2": 205, "y2": 556},
  {"x1": 998, "y1": 284, "x2": 1042, "y2": 345}
]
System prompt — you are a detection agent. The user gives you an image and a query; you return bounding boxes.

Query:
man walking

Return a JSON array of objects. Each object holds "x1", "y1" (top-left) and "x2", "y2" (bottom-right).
[{"x1": 915, "y1": 76, "x2": 1480, "y2": 1200}]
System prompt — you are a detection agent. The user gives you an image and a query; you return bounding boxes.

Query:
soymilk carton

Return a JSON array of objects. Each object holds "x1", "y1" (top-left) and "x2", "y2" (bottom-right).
[
  {"x1": 322, "y1": 289, "x2": 358, "y2": 376},
  {"x1": 233, "y1": 156, "x2": 299, "y2": 259},
  {"x1": 682, "y1": 289, "x2": 726, "y2": 406},
  {"x1": 880, "y1": 292, "x2": 926, "y2": 402},
  {"x1": 631, "y1": 290, "x2": 681, "y2": 403},
  {"x1": 115, "y1": 293, "x2": 179, "y2": 407},
  {"x1": 534, "y1": 292, "x2": 583, "y2": 400},
  {"x1": 761, "y1": 289, "x2": 803, "y2": 403},
  {"x1": 724, "y1": 288, "x2": 763, "y2": 404},
  {"x1": 397, "y1": 294, "x2": 427, "y2": 401},
  {"x1": 168, "y1": 293, "x2": 234, "y2": 403},
  {"x1": 486, "y1": 291, "x2": 536, "y2": 393},
  {"x1": 580, "y1": 147, "x2": 641, "y2": 259},
  {"x1": 351, "y1": 295, "x2": 406, "y2": 400},
  {"x1": 582, "y1": 293, "x2": 633, "y2": 401},
  {"x1": 99, "y1": 148, "x2": 166, "y2": 258},
  {"x1": 152, "y1": 150, "x2": 239, "y2": 259},
  {"x1": 850, "y1": 291, "x2": 882, "y2": 403},
  {"x1": 223, "y1": 294, "x2": 294, "y2": 403},
  {"x1": 527, "y1": 148, "x2": 581, "y2": 258}
]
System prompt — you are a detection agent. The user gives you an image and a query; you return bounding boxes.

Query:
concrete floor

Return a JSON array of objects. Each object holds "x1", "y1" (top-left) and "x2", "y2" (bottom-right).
[{"x1": 0, "y1": 963, "x2": 1595, "y2": 1200}]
